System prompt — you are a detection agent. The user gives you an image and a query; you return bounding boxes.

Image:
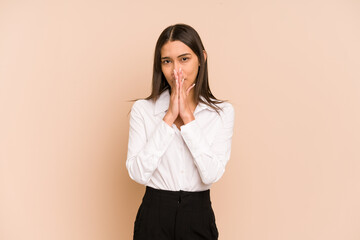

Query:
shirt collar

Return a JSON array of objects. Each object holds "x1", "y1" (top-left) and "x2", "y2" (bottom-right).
[{"x1": 154, "y1": 89, "x2": 216, "y2": 115}]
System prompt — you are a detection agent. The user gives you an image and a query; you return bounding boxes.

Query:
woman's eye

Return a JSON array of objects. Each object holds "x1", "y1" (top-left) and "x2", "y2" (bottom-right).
[
  {"x1": 162, "y1": 60, "x2": 171, "y2": 64},
  {"x1": 181, "y1": 57, "x2": 188, "y2": 62}
]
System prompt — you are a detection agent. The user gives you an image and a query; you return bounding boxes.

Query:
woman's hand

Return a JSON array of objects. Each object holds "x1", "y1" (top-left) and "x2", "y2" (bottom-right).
[
  {"x1": 177, "y1": 68, "x2": 196, "y2": 124},
  {"x1": 163, "y1": 70, "x2": 180, "y2": 125},
  {"x1": 163, "y1": 68, "x2": 196, "y2": 126}
]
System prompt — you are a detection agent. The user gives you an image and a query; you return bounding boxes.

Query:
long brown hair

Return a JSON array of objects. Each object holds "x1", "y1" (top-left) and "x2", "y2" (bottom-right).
[{"x1": 134, "y1": 23, "x2": 226, "y2": 114}]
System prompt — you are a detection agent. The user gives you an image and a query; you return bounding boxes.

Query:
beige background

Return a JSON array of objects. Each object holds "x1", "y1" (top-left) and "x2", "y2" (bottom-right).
[{"x1": 1, "y1": 0, "x2": 360, "y2": 239}]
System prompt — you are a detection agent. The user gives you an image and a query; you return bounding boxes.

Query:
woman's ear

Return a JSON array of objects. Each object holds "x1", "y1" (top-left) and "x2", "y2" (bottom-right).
[{"x1": 203, "y1": 50, "x2": 207, "y2": 62}]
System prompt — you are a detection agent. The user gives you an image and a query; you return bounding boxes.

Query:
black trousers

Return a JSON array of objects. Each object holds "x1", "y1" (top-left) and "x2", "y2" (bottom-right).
[{"x1": 133, "y1": 186, "x2": 219, "y2": 240}]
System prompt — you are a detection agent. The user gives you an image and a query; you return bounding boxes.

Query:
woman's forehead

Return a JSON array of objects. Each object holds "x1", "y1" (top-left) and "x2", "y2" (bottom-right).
[{"x1": 161, "y1": 40, "x2": 195, "y2": 57}]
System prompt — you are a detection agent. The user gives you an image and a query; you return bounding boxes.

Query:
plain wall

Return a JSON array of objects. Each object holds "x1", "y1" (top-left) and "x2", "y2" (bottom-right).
[{"x1": 1, "y1": 0, "x2": 359, "y2": 239}]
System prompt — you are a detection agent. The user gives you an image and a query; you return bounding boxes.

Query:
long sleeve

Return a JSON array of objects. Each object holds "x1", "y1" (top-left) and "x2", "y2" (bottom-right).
[
  {"x1": 126, "y1": 101, "x2": 175, "y2": 185},
  {"x1": 180, "y1": 104, "x2": 235, "y2": 185}
]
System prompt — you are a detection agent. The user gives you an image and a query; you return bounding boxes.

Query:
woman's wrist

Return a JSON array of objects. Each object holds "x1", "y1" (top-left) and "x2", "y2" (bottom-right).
[
  {"x1": 181, "y1": 113, "x2": 195, "y2": 124},
  {"x1": 163, "y1": 112, "x2": 176, "y2": 126}
]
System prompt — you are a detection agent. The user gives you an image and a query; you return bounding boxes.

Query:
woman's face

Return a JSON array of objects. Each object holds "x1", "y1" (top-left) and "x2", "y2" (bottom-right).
[{"x1": 160, "y1": 40, "x2": 200, "y2": 91}]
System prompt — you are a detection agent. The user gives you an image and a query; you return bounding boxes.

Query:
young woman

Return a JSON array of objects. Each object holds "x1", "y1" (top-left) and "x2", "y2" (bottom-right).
[{"x1": 126, "y1": 23, "x2": 235, "y2": 240}]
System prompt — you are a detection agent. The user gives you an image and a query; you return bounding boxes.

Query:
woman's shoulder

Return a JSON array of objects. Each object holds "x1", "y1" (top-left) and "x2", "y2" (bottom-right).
[
  {"x1": 130, "y1": 98, "x2": 156, "y2": 116},
  {"x1": 212, "y1": 100, "x2": 234, "y2": 114},
  {"x1": 131, "y1": 98, "x2": 155, "y2": 109},
  {"x1": 217, "y1": 101, "x2": 233, "y2": 110},
  {"x1": 213, "y1": 101, "x2": 235, "y2": 123},
  {"x1": 132, "y1": 91, "x2": 169, "y2": 113}
]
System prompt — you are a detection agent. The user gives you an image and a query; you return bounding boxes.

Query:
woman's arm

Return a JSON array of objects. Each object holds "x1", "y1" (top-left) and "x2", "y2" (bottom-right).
[
  {"x1": 180, "y1": 103, "x2": 235, "y2": 185},
  {"x1": 126, "y1": 101, "x2": 175, "y2": 185}
]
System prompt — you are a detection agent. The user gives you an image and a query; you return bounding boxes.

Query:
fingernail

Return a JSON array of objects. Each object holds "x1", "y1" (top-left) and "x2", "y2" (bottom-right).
[{"x1": 179, "y1": 67, "x2": 182, "y2": 72}]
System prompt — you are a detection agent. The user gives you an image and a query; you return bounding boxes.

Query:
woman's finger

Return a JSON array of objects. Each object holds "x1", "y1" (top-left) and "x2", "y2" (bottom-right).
[
  {"x1": 178, "y1": 80, "x2": 182, "y2": 101},
  {"x1": 173, "y1": 69, "x2": 179, "y2": 95},
  {"x1": 178, "y1": 68, "x2": 183, "y2": 98},
  {"x1": 186, "y1": 83, "x2": 196, "y2": 96},
  {"x1": 179, "y1": 68, "x2": 185, "y2": 95}
]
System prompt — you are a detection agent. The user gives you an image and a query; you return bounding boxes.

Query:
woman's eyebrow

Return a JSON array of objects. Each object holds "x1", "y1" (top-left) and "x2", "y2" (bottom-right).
[
  {"x1": 177, "y1": 53, "x2": 191, "y2": 58},
  {"x1": 161, "y1": 53, "x2": 191, "y2": 60}
]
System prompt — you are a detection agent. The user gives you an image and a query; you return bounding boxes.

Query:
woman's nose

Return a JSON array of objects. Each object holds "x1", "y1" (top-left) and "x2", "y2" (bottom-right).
[{"x1": 173, "y1": 61, "x2": 180, "y2": 72}]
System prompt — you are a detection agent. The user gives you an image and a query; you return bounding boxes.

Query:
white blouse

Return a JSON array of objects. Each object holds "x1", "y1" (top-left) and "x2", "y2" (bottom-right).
[{"x1": 126, "y1": 89, "x2": 235, "y2": 191}]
